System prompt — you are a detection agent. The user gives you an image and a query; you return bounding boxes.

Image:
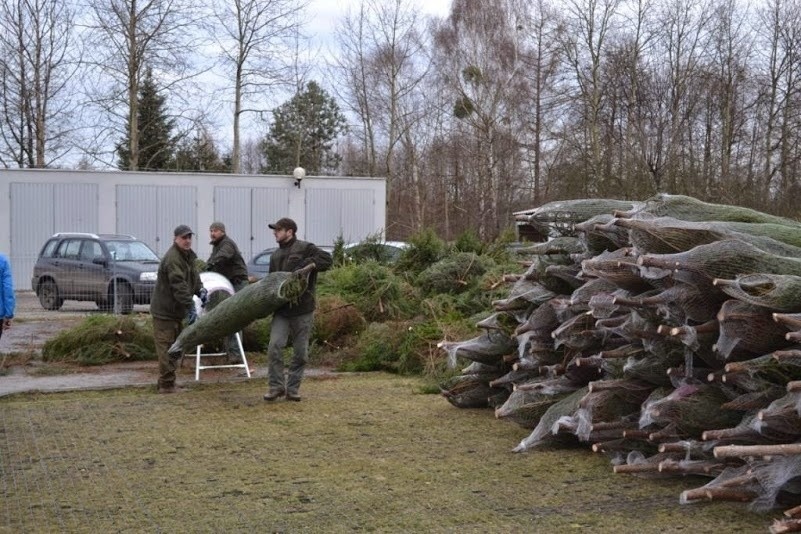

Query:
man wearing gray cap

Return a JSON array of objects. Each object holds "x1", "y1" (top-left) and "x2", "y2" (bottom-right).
[
  {"x1": 205, "y1": 221, "x2": 249, "y2": 363},
  {"x1": 150, "y1": 224, "x2": 202, "y2": 393},
  {"x1": 263, "y1": 217, "x2": 332, "y2": 402}
]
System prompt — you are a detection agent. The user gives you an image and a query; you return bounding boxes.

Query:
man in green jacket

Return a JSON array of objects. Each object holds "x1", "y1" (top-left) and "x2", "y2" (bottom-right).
[
  {"x1": 151, "y1": 225, "x2": 202, "y2": 393},
  {"x1": 205, "y1": 221, "x2": 249, "y2": 363},
  {"x1": 263, "y1": 217, "x2": 332, "y2": 402}
]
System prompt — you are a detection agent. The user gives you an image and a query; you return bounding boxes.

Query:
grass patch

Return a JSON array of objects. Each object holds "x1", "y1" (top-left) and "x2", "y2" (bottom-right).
[
  {"x1": 0, "y1": 351, "x2": 36, "y2": 372},
  {"x1": 0, "y1": 373, "x2": 774, "y2": 532}
]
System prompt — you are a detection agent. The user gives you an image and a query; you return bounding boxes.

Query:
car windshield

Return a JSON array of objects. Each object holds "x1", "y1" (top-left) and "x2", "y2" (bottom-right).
[
  {"x1": 106, "y1": 240, "x2": 159, "y2": 261},
  {"x1": 253, "y1": 251, "x2": 273, "y2": 265}
]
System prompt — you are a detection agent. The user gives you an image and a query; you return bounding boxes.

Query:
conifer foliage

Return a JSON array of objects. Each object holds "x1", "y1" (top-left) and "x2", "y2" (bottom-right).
[
  {"x1": 262, "y1": 81, "x2": 348, "y2": 175},
  {"x1": 116, "y1": 68, "x2": 176, "y2": 171}
]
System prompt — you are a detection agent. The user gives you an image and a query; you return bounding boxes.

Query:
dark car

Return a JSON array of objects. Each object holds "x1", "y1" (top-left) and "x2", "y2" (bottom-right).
[
  {"x1": 246, "y1": 247, "x2": 277, "y2": 281},
  {"x1": 31, "y1": 233, "x2": 160, "y2": 314},
  {"x1": 247, "y1": 245, "x2": 335, "y2": 281}
]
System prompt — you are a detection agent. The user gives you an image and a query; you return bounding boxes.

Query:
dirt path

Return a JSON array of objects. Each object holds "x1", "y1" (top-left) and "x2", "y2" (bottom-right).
[
  {"x1": 0, "y1": 291, "x2": 271, "y2": 396},
  {"x1": 0, "y1": 291, "x2": 340, "y2": 397}
]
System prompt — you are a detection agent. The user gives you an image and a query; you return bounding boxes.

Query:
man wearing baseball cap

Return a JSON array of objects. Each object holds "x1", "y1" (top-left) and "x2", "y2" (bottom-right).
[
  {"x1": 267, "y1": 217, "x2": 298, "y2": 233},
  {"x1": 150, "y1": 224, "x2": 202, "y2": 393},
  {"x1": 263, "y1": 217, "x2": 332, "y2": 402}
]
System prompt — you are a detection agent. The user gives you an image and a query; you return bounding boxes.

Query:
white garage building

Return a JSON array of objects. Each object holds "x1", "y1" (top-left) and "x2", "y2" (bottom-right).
[{"x1": 0, "y1": 169, "x2": 387, "y2": 290}]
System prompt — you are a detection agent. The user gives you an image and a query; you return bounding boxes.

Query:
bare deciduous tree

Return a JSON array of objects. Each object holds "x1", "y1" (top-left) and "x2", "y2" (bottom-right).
[
  {"x1": 433, "y1": 0, "x2": 531, "y2": 238},
  {"x1": 333, "y1": 0, "x2": 432, "y2": 233},
  {"x1": 238, "y1": 136, "x2": 265, "y2": 174},
  {"x1": 82, "y1": 0, "x2": 202, "y2": 170},
  {"x1": 331, "y1": 3, "x2": 378, "y2": 177},
  {"x1": 631, "y1": 0, "x2": 711, "y2": 194},
  {"x1": 518, "y1": 0, "x2": 565, "y2": 204},
  {"x1": 0, "y1": 0, "x2": 78, "y2": 168},
  {"x1": 705, "y1": 0, "x2": 754, "y2": 198},
  {"x1": 561, "y1": 0, "x2": 621, "y2": 196},
  {"x1": 211, "y1": 0, "x2": 306, "y2": 173},
  {"x1": 754, "y1": 0, "x2": 801, "y2": 212}
]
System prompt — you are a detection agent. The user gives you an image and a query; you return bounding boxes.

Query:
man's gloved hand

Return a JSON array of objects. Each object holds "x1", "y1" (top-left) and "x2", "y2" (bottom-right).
[
  {"x1": 185, "y1": 307, "x2": 198, "y2": 325},
  {"x1": 198, "y1": 288, "x2": 209, "y2": 308}
]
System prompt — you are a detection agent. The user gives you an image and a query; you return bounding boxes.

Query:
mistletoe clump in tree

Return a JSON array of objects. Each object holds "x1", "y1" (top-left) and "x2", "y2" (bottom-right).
[{"x1": 262, "y1": 81, "x2": 348, "y2": 175}]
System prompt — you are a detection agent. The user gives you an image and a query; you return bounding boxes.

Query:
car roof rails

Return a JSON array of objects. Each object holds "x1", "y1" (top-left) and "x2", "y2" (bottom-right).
[
  {"x1": 98, "y1": 234, "x2": 137, "y2": 240},
  {"x1": 52, "y1": 232, "x2": 100, "y2": 239},
  {"x1": 51, "y1": 232, "x2": 138, "y2": 240}
]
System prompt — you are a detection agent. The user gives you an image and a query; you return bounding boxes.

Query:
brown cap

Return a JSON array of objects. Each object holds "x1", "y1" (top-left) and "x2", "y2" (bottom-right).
[
  {"x1": 268, "y1": 217, "x2": 297, "y2": 232},
  {"x1": 174, "y1": 224, "x2": 193, "y2": 237},
  {"x1": 209, "y1": 221, "x2": 226, "y2": 232}
]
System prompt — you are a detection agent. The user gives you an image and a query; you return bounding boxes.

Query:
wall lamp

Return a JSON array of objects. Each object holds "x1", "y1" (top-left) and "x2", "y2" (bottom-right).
[{"x1": 293, "y1": 167, "x2": 306, "y2": 188}]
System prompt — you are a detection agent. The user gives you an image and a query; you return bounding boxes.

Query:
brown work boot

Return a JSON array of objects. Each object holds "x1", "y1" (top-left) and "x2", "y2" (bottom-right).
[
  {"x1": 286, "y1": 392, "x2": 301, "y2": 402},
  {"x1": 263, "y1": 389, "x2": 285, "y2": 401}
]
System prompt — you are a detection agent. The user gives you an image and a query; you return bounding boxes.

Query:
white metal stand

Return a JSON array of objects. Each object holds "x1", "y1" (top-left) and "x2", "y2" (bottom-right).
[
  {"x1": 194, "y1": 332, "x2": 251, "y2": 381},
  {"x1": 190, "y1": 271, "x2": 252, "y2": 382}
]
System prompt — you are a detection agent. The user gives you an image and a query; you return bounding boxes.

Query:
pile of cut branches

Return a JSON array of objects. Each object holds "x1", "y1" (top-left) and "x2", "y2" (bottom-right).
[
  {"x1": 442, "y1": 194, "x2": 801, "y2": 530},
  {"x1": 42, "y1": 315, "x2": 154, "y2": 365}
]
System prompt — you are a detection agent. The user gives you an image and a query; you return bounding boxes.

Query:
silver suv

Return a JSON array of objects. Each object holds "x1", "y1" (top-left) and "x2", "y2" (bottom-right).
[{"x1": 31, "y1": 233, "x2": 160, "y2": 314}]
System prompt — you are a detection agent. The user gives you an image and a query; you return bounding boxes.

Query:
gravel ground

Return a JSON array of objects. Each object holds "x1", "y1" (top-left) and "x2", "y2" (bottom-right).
[
  {"x1": 1, "y1": 292, "x2": 154, "y2": 396},
  {"x1": 1, "y1": 292, "x2": 259, "y2": 396}
]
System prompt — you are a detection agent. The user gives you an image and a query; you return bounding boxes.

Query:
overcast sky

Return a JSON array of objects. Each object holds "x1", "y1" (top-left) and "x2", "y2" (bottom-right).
[
  {"x1": 305, "y1": 0, "x2": 453, "y2": 57},
  {"x1": 221, "y1": 0, "x2": 454, "y2": 149}
]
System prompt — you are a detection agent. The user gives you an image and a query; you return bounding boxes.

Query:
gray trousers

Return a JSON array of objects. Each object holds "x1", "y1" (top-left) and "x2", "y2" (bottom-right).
[{"x1": 267, "y1": 312, "x2": 314, "y2": 394}]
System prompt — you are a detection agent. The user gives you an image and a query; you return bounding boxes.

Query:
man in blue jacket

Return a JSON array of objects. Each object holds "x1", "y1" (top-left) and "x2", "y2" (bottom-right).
[
  {"x1": 263, "y1": 218, "x2": 332, "y2": 402},
  {"x1": 0, "y1": 253, "x2": 15, "y2": 341}
]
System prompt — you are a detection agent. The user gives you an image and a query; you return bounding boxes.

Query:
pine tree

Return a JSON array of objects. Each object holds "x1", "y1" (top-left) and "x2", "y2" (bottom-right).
[
  {"x1": 116, "y1": 67, "x2": 176, "y2": 171},
  {"x1": 262, "y1": 81, "x2": 348, "y2": 175},
  {"x1": 172, "y1": 126, "x2": 229, "y2": 172}
]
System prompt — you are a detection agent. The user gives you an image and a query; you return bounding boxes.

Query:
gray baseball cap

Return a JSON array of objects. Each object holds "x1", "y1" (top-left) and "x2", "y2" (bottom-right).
[{"x1": 174, "y1": 224, "x2": 193, "y2": 237}]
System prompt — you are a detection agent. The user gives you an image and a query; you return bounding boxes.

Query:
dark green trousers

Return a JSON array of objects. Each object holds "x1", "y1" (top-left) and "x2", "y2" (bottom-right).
[{"x1": 153, "y1": 317, "x2": 182, "y2": 388}]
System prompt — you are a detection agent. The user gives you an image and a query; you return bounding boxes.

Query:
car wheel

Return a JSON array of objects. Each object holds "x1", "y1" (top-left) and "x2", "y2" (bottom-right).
[
  {"x1": 109, "y1": 280, "x2": 134, "y2": 315},
  {"x1": 38, "y1": 280, "x2": 64, "y2": 310}
]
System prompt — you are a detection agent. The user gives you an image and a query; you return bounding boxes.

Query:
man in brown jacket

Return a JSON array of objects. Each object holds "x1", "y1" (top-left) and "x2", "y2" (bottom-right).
[
  {"x1": 150, "y1": 225, "x2": 202, "y2": 393},
  {"x1": 263, "y1": 217, "x2": 332, "y2": 402}
]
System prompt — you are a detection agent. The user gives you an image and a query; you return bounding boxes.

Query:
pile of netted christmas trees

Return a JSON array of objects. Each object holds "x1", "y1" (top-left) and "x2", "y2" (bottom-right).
[{"x1": 440, "y1": 194, "x2": 801, "y2": 533}]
